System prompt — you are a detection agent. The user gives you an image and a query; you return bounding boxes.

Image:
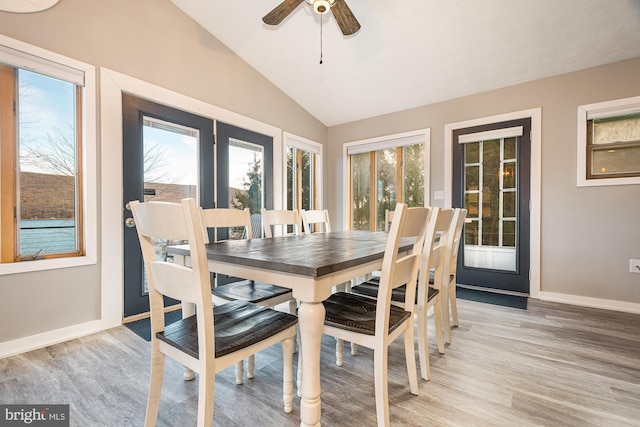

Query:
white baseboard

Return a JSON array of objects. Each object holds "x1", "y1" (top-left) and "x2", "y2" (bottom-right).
[
  {"x1": 0, "y1": 320, "x2": 104, "y2": 359},
  {"x1": 538, "y1": 291, "x2": 640, "y2": 314}
]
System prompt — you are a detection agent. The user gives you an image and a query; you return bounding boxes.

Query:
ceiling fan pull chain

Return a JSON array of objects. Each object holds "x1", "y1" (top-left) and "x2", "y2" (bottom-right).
[{"x1": 320, "y1": 13, "x2": 323, "y2": 64}]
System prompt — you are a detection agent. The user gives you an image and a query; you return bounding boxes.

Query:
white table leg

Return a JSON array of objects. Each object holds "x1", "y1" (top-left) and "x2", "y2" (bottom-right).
[{"x1": 298, "y1": 301, "x2": 324, "y2": 427}]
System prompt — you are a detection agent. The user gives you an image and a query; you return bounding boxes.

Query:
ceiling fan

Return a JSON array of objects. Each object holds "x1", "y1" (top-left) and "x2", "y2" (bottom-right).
[{"x1": 263, "y1": 0, "x2": 361, "y2": 36}]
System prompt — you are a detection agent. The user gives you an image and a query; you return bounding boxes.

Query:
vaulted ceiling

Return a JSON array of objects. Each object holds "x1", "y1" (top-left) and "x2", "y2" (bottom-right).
[{"x1": 169, "y1": 0, "x2": 640, "y2": 126}]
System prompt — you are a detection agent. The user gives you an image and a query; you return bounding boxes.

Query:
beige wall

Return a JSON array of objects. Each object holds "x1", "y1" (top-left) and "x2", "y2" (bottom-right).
[
  {"x1": 0, "y1": 0, "x2": 325, "y2": 345},
  {"x1": 327, "y1": 57, "x2": 640, "y2": 307}
]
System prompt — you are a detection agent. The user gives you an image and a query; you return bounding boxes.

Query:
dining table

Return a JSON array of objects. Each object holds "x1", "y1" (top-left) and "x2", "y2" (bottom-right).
[{"x1": 168, "y1": 230, "x2": 411, "y2": 427}]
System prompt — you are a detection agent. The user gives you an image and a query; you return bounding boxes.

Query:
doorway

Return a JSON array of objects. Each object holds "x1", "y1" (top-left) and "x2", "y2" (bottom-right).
[
  {"x1": 452, "y1": 118, "x2": 531, "y2": 294},
  {"x1": 122, "y1": 94, "x2": 214, "y2": 317}
]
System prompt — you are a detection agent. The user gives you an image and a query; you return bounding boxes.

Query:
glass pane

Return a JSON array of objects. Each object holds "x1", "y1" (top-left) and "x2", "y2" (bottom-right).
[
  {"x1": 464, "y1": 220, "x2": 478, "y2": 245},
  {"x1": 502, "y1": 220, "x2": 516, "y2": 247},
  {"x1": 503, "y1": 191, "x2": 516, "y2": 218},
  {"x1": 376, "y1": 148, "x2": 397, "y2": 231},
  {"x1": 592, "y1": 113, "x2": 640, "y2": 145},
  {"x1": 301, "y1": 150, "x2": 312, "y2": 211},
  {"x1": 17, "y1": 69, "x2": 78, "y2": 257},
  {"x1": 229, "y1": 138, "x2": 264, "y2": 214},
  {"x1": 465, "y1": 192, "x2": 479, "y2": 218},
  {"x1": 503, "y1": 161, "x2": 516, "y2": 189},
  {"x1": 504, "y1": 137, "x2": 516, "y2": 159},
  {"x1": 351, "y1": 153, "x2": 370, "y2": 230},
  {"x1": 286, "y1": 146, "x2": 294, "y2": 210},
  {"x1": 403, "y1": 143, "x2": 424, "y2": 207},
  {"x1": 465, "y1": 142, "x2": 480, "y2": 164},
  {"x1": 465, "y1": 165, "x2": 479, "y2": 191},
  {"x1": 591, "y1": 144, "x2": 640, "y2": 175}
]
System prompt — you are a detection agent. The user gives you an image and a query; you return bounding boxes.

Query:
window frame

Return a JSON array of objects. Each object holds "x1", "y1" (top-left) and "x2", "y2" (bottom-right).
[
  {"x1": 343, "y1": 129, "x2": 430, "y2": 231},
  {"x1": 0, "y1": 34, "x2": 96, "y2": 275},
  {"x1": 577, "y1": 96, "x2": 640, "y2": 187}
]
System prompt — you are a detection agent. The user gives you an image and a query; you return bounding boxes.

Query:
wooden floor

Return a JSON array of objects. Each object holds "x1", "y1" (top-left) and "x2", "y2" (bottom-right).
[{"x1": 2, "y1": 298, "x2": 640, "y2": 426}]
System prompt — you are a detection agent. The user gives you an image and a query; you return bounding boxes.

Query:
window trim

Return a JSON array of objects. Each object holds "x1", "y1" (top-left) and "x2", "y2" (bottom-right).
[
  {"x1": 577, "y1": 96, "x2": 640, "y2": 187},
  {"x1": 342, "y1": 129, "x2": 430, "y2": 230},
  {"x1": 0, "y1": 34, "x2": 97, "y2": 275}
]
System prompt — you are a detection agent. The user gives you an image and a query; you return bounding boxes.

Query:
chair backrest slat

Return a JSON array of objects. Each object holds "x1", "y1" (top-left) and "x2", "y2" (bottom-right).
[
  {"x1": 261, "y1": 209, "x2": 302, "y2": 238},
  {"x1": 301, "y1": 209, "x2": 331, "y2": 234},
  {"x1": 201, "y1": 207, "x2": 252, "y2": 242}
]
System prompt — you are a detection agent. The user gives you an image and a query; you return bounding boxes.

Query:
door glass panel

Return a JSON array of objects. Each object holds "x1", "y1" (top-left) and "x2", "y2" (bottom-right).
[
  {"x1": 463, "y1": 136, "x2": 518, "y2": 272},
  {"x1": 376, "y1": 148, "x2": 397, "y2": 231},
  {"x1": 142, "y1": 116, "x2": 199, "y2": 292},
  {"x1": 229, "y1": 138, "x2": 264, "y2": 215},
  {"x1": 351, "y1": 152, "x2": 370, "y2": 230}
]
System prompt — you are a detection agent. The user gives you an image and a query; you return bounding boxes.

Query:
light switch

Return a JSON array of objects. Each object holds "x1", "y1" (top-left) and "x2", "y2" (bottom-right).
[{"x1": 434, "y1": 190, "x2": 444, "y2": 200}]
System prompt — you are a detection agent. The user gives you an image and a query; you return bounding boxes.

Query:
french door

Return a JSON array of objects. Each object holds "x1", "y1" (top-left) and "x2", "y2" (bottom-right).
[
  {"x1": 122, "y1": 94, "x2": 214, "y2": 317},
  {"x1": 452, "y1": 118, "x2": 531, "y2": 294}
]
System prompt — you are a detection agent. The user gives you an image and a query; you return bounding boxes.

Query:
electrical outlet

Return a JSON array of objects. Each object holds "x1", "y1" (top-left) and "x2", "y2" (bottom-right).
[
  {"x1": 434, "y1": 190, "x2": 444, "y2": 200},
  {"x1": 630, "y1": 259, "x2": 640, "y2": 273}
]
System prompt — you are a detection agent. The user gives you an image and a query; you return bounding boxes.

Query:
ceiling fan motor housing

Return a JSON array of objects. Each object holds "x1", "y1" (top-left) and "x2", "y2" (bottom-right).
[{"x1": 313, "y1": 0, "x2": 333, "y2": 14}]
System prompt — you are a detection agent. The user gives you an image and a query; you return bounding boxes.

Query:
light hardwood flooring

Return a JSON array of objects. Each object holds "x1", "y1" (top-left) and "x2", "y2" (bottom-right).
[{"x1": 1, "y1": 298, "x2": 640, "y2": 426}]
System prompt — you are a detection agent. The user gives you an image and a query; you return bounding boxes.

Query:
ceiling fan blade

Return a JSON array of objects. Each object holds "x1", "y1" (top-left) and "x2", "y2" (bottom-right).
[
  {"x1": 331, "y1": 0, "x2": 361, "y2": 36},
  {"x1": 263, "y1": 0, "x2": 305, "y2": 25}
]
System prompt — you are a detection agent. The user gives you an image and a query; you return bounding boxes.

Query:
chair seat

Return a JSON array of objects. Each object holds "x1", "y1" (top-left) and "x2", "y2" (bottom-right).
[
  {"x1": 323, "y1": 292, "x2": 411, "y2": 336},
  {"x1": 213, "y1": 280, "x2": 292, "y2": 304},
  {"x1": 352, "y1": 280, "x2": 440, "y2": 305},
  {"x1": 157, "y1": 300, "x2": 298, "y2": 359}
]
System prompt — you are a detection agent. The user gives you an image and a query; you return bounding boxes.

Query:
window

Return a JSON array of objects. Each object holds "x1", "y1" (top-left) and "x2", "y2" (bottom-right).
[
  {"x1": 577, "y1": 96, "x2": 640, "y2": 186},
  {"x1": 285, "y1": 133, "x2": 322, "y2": 219},
  {"x1": 345, "y1": 130, "x2": 429, "y2": 231},
  {"x1": 0, "y1": 39, "x2": 95, "y2": 270}
]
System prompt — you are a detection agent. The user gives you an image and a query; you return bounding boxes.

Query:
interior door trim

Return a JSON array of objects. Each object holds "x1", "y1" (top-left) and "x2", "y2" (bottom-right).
[{"x1": 444, "y1": 108, "x2": 541, "y2": 299}]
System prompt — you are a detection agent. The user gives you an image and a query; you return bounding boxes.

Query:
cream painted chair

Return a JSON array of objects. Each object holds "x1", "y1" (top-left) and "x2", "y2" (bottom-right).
[
  {"x1": 130, "y1": 198, "x2": 297, "y2": 427},
  {"x1": 442, "y1": 208, "x2": 468, "y2": 343},
  {"x1": 301, "y1": 209, "x2": 331, "y2": 234},
  {"x1": 319, "y1": 203, "x2": 429, "y2": 426},
  {"x1": 350, "y1": 207, "x2": 454, "y2": 380},
  {"x1": 200, "y1": 207, "x2": 297, "y2": 383},
  {"x1": 261, "y1": 208, "x2": 303, "y2": 237}
]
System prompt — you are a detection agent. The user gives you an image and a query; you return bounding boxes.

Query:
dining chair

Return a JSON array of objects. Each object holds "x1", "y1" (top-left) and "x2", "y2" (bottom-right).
[
  {"x1": 384, "y1": 209, "x2": 395, "y2": 232},
  {"x1": 261, "y1": 208, "x2": 303, "y2": 237},
  {"x1": 319, "y1": 203, "x2": 429, "y2": 426},
  {"x1": 442, "y1": 207, "x2": 468, "y2": 343},
  {"x1": 350, "y1": 207, "x2": 454, "y2": 381},
  {"x1": 200, "y1": 207, "x2": 297, "y2": 383},
  {"x1": 301, "y1": 209, "x2": 331, "y2": 234},
  {"x1": 130, "y1": 198, "x2": 297, "y2": 427}
]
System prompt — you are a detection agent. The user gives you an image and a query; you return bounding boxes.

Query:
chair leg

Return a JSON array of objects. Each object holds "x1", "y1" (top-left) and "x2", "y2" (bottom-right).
[
  {"x1": 373, "y1": 346, "x2": 390, "y2": 427},
  {"x1": 247, "y1": 355, "x2": 255, "y2": 379},
  {"x1": 144, "y1": 348, "x2": 165, "y2": 427},
  {"x1": 196, "y1": 362, "x2": 215, "y2": 427},
  {"x1": 289, "y1": 299, "x2": 298, "y2": 353},
  {"x1": 335, "y1": 338, "x2": 344, "y2": 366},
  {"x1": 404, "y1": 323, "x2": 419, "y2": 395},
  {"x1": 235, "y1": 360, "x2": 244, "y2": 385},
  {"x1": 351, "y1": 342, "x2": 358, "y2": 356},
  {"x1": 434, "y1": 299, "x2": 445, "y2": 355},
  {"x1": 442, "y1": 287, "x2": 452, "y2": 344},
  {"x1": 450, "y1": 283, "x2": 459, "y2": 327},
  {"x1": 282, "y1": 336, "x2": 295, "y2": 413},
  {"x1": 416, "y1": 305, "x2": 430, "y2": 381}
]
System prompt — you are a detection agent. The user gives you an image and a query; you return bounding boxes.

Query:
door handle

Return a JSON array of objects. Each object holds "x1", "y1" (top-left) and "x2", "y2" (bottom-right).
[{"x1": 125, "y1": 218, "x2": 136, "y2": 228}]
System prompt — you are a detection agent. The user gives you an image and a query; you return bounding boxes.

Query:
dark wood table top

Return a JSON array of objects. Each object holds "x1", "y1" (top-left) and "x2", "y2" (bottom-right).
[{"x1": 168, "y1": 230, "x2": 411, "y2": 278}]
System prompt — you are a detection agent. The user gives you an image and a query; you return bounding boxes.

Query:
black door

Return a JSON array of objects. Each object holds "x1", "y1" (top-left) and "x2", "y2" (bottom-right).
[
  {"x1": 122, "y1": 94, "x2": 214, "y2": 317},
  {"x1": 215, "y1": 121, "x2": 273, "y2": 285},
  {"x1": 452, "y1": 118, "x2": 531, "y2": 294}
]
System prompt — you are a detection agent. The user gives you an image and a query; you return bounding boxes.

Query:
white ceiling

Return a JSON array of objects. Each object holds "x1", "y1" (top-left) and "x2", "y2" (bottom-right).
[{"x1": 169, "y1": 0, "x2": 640, "y2": 127}]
